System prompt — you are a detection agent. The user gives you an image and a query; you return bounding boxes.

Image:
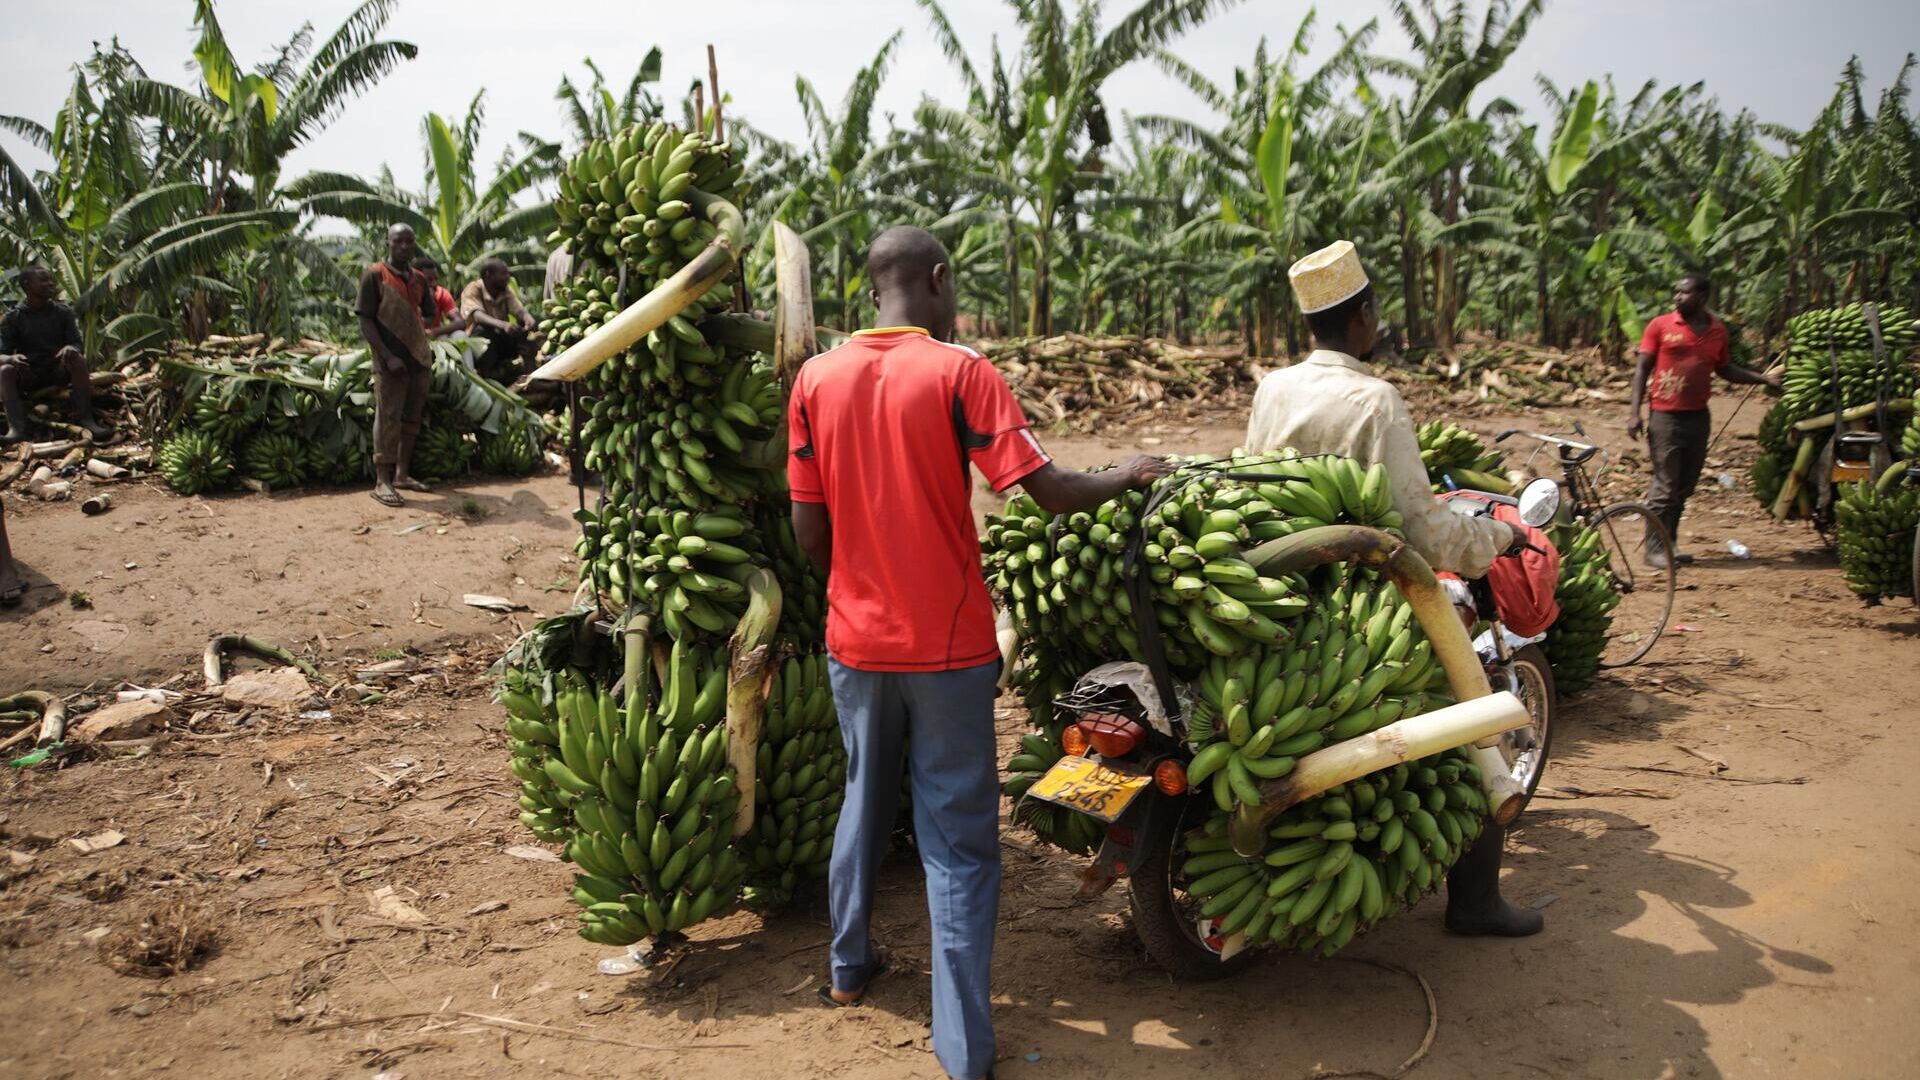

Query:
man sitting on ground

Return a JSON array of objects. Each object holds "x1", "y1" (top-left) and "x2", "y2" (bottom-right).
[
  {"x1": 460, "y1": 257, "x2": 540, "y2": 383},
  {"x1": 2, "y1": 266, "x2": 110, "y2": 442}
]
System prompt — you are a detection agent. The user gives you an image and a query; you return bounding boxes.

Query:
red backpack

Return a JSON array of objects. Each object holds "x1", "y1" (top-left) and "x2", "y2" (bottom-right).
[
  {"x1": 1482, "y1": 501, "x2": 1561, "y2": 636},
  {"x1": 1437, "y1": 493, "x2": 1562, "y2": 637}
]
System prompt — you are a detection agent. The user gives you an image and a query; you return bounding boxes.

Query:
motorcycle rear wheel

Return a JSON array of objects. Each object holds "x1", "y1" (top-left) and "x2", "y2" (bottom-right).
[{"x1": 1129, "y1": 798, "x2": 1261, "y2": 981}]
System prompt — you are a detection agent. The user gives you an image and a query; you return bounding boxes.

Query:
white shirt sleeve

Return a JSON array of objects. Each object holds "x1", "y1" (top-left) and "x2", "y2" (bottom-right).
[{"x1": 1372, "y1": 386, "x2": 1507, "y2": 577}]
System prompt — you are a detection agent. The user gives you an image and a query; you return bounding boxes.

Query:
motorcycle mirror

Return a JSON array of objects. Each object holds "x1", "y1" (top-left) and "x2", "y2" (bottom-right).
[{"x1": 1517, "y1": 477, "x2": 1561, "y2": 529}]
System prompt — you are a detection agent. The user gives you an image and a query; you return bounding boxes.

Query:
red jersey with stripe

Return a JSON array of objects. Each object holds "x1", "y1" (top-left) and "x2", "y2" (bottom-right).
[{"x1": 788, "y1": 328, "x2": 1049, "y2": 672}]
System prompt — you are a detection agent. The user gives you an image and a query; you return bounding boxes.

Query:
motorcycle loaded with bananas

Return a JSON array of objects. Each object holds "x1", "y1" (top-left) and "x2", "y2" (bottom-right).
[{"x1": 989, "y1": 450, "x2": 1560, "y2": 978}]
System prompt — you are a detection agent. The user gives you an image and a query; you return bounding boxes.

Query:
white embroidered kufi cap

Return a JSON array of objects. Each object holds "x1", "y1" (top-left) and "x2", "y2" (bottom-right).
[{"x1": 1288, "y1": 240, "x2": 1369, "y2": 313}]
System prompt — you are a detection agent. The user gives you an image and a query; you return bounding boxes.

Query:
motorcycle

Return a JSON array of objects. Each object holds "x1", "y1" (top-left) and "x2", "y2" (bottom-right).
[{"x1": 1015, "y1": 477, "x2": 1562, "y2": 980}]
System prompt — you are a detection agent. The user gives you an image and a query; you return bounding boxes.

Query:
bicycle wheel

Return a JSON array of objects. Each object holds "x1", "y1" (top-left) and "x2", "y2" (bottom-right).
[{"x1": 1588, "y1": 501, "x2": 1676, "y2": 667}]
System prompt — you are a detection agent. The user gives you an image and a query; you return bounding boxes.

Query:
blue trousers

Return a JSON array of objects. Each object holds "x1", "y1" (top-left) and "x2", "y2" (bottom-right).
[{"x1": 828, "y1": 658, "x2": 1001, "y2": 1080}]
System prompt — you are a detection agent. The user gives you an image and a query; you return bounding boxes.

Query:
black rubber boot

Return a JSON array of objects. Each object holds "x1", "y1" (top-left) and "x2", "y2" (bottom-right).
[
  {"x1": 1443, "y1": 825, "x2": 1544, "y2": 937},
  {"x1": 71, "y1": 383, "x2": 110, "y2": 441},
  {"x1": 1, "y1": 396, "x2": 29, "y2": 443}
]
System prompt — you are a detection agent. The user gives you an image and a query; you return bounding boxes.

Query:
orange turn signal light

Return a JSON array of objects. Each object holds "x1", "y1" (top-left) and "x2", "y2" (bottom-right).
[
  {"x1": 1153, "y1": 759, "x2": 1188, "y2": 796},
  {"x1": 1061, "y1": 724, "x2": 1091, "y2": 757}
]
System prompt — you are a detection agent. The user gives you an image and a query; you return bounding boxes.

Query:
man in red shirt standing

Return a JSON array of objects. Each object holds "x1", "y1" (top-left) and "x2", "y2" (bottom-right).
[
  {"x1": 789, "y1": 226, "x2": 1166, "y2": 1080},
  {"x1": 1627, "y1": 273, "x2": 1779, "y2": 566}
]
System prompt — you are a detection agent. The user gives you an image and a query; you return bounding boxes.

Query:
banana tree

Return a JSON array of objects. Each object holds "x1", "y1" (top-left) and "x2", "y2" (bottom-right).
[
  {"x1": 286, "y1": 92, "x2": 561, "y2": 283},
  {"x1": 789, "y1": 31, "x2": 904, "y2": 328},
  {"x1": 555, "y1": 51, "x2": 666, "y2": 150},
  {"x1": 116, "y1": 0, "x2": 417, "y2": 335},
  {"x1": 1140, "y1": 10, "x2": 1374, "y2": 353},
  {"x1": 0, "y1": 42, "x2": 294, "y2": 357}
]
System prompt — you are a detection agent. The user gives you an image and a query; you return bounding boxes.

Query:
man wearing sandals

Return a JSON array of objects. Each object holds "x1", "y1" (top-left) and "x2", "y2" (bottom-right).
[
  {"x1": 357, "y1": 224, "x2": 438, "y2": 507},
  {"x1": 789, "y1": 226, "x2": 1167, "y2": 1080}
]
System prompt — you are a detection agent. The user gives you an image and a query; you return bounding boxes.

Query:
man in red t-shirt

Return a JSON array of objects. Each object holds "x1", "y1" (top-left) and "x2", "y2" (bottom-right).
[
  {"x1": 789, "y1": 226, "x2": 1166, "y2": 1080},
  {"x1": 1627, "y1": 272, "x2": 1778, "y2": 566}
]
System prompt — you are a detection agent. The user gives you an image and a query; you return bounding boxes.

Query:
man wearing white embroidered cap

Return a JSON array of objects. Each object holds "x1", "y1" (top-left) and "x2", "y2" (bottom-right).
[{"x1": 1244, "y1": 239, "x2": 1543, "y2": 938}]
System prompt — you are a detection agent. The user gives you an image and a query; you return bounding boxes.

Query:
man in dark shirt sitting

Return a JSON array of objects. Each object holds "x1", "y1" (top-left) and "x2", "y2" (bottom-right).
[{"x1": 2, "y1": 266, "x2": 110, "y2": 442}]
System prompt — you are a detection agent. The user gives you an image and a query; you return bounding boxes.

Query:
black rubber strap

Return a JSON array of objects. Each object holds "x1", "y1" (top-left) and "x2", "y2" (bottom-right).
[
  {"x1": 1117, "y1": 458, "x2": 1309, "y2": 717},
  {"x1": 1865, "y1": 302, "x2": 1890, "y2": 443}
]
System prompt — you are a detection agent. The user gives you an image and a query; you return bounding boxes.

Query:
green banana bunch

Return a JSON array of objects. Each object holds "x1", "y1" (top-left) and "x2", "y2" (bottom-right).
[
  {"x1": 1542, "y1": 522, "x2": 1619, "y2": 693},
  {"x1": 503, "y1": 114, "x2": 866, "y2": 946},
  {"x1": 239, "y1": 430, "x2": 310, "y2": 491},
  {"x1": 411, "y1": 424, "x2": 474, "y2": 481},
  {"x1": 1415, "y1": 421, "x2": 1507, "y2": 492},
  {"x1": 501, "y1": 671, "x2": 574, "y2": 845},
  {"x1": 1179, "y1": 749, "x2": 1488, "y2": 955},
  {"x1": 157, "y1": 428, "x2": 236, "y2": 495},
  {"x1": 546, "y1": 120, "x2": 745, "y2": 302},
  {"x1": 741, "y1": 653, "x2": 847, "y2": 908},
  {"x1": 1774, "y1": 303, "x2": 1919, "y2": 429},
  {"x1": 1833, "y1": 468, "x2": 1920, "y2": 603},
  {"x1": 1180, "y1": 563, "x2": 1450, "y2": 818},
  {"x1": 534, "y1": 648, "x2": 747, "y2": 946},
  {"x1": 1901, "y1": 404, "x2": 1920, "y2": 461},
  {"x1": 983, "y1": 449, "x2": 1401, "y2": 677},
  {"x1": 477, "y1": 422, "x2": 541, "y2": 477},
  {"x1": 189, "y1": 380, "x2": 258, "y2": 446}
]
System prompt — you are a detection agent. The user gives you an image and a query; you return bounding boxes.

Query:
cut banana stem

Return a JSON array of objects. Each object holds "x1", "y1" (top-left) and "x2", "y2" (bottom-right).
[
  {"x1": 1772, "y1": 436, "x2": 1822, "y2": 520},
  {"x1": 0, "y1": 691, "x2": 66, "y2": 747},
  {"x1": 995, "y1": 607, "x2": 1021, "y2": 691},
  {"x1": 1242, "y1": 525, "x2": 1524, "y2": 823},
  {"x1": 528, "y1": 190, "x2": 746, "y2": 384},
  {"x1": 1227, "y1": 692, "x2": 1531, "y2": 855},
  {"x1": 203, "y1": 633, "x2": 324, "y2": 688},
  {"x1": 727, "y1": 569, "x2": 782, "y2": 839},
  {"x1": 773, "y1": 221, "x2": 819, "y2": 393}
]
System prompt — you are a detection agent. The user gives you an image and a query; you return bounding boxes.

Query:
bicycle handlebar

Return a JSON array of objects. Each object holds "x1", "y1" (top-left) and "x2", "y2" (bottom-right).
[{"x1": 1499, "y1": 429, "x2": 1601, "y2": 466}]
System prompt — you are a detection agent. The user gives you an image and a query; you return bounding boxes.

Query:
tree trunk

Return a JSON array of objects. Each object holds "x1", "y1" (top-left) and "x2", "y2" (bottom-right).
[
  {"x1": 1003, "y1": 210, "x2": 1023, "y2": 337},
  {"x1": 1029, "y1": 224, "x2": 1053, "y2": 337},
  {"x1": 1398, "y1": 207, "x2": 1423, "y2": 346},
  {"x1": 1535, "y1": 250, "x2": 1552, "y2": 347},
  {"x1": 1175, "y1": 285, "x2": 1190, "y2": 345}
]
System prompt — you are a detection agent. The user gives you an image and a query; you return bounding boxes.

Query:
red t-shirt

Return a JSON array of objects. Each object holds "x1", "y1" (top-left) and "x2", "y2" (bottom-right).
[
  {"x1": 1639, "y1": 311, "x2": 1729, "y2": 412},
  {"x1": 788, "y1": 328, "x2": 1050, "y2": 672},
  {"x1": 429, "y1": 286, "x2": 457, "y2": 328}
]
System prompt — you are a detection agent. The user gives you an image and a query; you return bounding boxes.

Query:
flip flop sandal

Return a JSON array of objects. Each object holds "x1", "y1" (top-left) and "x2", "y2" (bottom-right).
[
  {"x1": 393, "y1": 478, "x2": 432, "y2": 492},
  {"x1": 0, "y1": 583, "x2": 23, "y2": 607},
  {"x1": 816, "y1": 948, "x2": 891, "y2": 1008},
  {"x1": 370, "y1": 488, "x2": 404, "y2": 507}
]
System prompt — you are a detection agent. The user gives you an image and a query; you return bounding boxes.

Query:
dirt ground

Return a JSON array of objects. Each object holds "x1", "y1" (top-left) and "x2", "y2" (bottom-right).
[{"x1": 2, "y1": 386, "x2": 1917, "y2": 1080}]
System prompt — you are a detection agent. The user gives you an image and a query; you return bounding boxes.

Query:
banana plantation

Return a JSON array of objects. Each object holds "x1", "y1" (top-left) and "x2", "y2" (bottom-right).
[{"x1": 2, "y1": 0, "x2": 1915, "y2": 362}]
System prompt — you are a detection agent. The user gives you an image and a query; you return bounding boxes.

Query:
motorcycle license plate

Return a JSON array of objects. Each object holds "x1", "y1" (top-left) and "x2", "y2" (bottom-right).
[{"x1": 1028, "y1": 755, "x2": 1150, "y2": 823}]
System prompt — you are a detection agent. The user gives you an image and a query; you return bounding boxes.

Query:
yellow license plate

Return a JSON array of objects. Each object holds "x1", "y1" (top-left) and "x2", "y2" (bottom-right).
[{"x1": 1028, "y1": 755, "x2": 1150, "y2": 823}]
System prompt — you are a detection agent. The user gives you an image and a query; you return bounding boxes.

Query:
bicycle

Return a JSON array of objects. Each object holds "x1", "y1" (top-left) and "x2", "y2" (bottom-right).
[{"x1": 1495, "y1": 426, "x2": 1676, "y2": 667}]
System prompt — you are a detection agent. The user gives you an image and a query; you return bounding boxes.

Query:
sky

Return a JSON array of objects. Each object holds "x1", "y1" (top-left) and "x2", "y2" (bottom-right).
[{"x1": 3, "y1": 0, "x2": 1918, "y2": 192}]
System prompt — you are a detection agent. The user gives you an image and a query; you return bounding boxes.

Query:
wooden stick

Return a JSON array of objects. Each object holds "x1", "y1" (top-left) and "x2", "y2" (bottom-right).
[
  {"x1": 706, "y1": 45, "x2": 724, "y2": 143},
  {"x1": 1771, "y1": 435, "x2": 1821, "y2": 520},
  {"x1": 298, "y1": 1010, "x2": 746, "y2": 1051},
  {"x1": 1792, "y1": 396, "x2": 1914, "y2": 432}
]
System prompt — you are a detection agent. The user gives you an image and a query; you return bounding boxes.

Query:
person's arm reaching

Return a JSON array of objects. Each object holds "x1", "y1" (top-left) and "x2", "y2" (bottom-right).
[
  {"x1": 1020, "y1": 457, "x2": 1170, "y2": 514},
  {"x1": 1372, "y1": 387, "x2": 1513, "y2": 577},
  {"x1": 1718, "y1": 359, "x2": 1780, "y2": 389}
]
